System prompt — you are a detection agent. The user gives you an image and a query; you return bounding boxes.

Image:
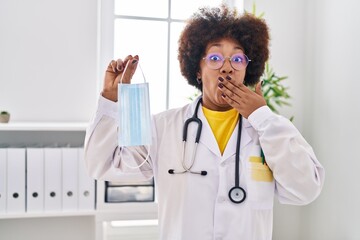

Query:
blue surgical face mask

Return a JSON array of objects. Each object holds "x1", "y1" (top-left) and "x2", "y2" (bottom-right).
[{"x1": 118, "y1": 64, "x2": 152, "y2": 147}]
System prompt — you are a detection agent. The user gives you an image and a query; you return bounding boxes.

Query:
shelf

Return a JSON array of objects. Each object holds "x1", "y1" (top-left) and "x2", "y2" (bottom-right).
[
  {"x1": 0, "y1": 122, "x2": 89, "y2": 131},
  {"x1": 0, "y1": 210, "x2": 96, "y2": 219}
]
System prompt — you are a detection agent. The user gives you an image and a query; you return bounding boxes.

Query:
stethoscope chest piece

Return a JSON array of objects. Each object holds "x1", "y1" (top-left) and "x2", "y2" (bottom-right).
[{"x1": 229, "y1": 186, "x2": 246, "y2": 204}]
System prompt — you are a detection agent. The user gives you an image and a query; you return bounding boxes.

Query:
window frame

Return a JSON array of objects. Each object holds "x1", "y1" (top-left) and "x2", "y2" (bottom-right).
[{"x1": 97, "y1": 0, "x2": 243, "y2": 110}]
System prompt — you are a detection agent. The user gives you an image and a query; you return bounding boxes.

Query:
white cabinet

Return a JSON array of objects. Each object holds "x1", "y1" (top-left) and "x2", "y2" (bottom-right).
[
  {"x1": 0, "y1": 122, "x2": 96, "y2": 240},
  {"x1": 0, "y1": 122, "x2": 158, "y2": 240}
]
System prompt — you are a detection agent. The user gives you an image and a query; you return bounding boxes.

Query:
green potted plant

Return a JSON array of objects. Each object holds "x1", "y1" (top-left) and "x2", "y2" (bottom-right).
[
  {"x1": 0, "y1": 111, "x2": 10, "y2": 123},
  {"x1": 261, "y1": 63, "x2": 292, "y2": 119}
]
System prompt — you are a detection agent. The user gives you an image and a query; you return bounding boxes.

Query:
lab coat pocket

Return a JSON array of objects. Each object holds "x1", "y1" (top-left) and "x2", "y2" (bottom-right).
[
  {"x1": 249, "y1": 157, "x2": 273, "y2": 182},
  {"x1": 246, "y1": 146, "x2": 275, "y2": 209}
]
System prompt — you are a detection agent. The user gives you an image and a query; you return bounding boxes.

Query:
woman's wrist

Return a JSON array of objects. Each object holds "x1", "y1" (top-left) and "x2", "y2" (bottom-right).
[{"x1": 101, "y1": 90, "x2": 117, "y2": 102}]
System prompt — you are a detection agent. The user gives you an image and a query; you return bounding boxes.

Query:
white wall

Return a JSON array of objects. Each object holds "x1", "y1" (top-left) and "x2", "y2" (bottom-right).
[
  {"x1": 0, "y1": 0, "x2": 98, "y2": 122},
  {"x1": 245, "y1": 0, "x2": 360, "y2": 239},
  {"x1": 302, "y1": 0, "x2": 360, "y2": 239}
]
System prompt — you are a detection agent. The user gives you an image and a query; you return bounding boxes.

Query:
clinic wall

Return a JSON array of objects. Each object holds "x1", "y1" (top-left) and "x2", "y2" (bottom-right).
[
  {"x1": 250, "y1": 0, "x2": 360, "y2": 239},
  {"x1": 0, "y1": 0, "x2": 98, "y2": 122},
  {"x1": 301, "y1": 0, "x2": 360, "y2": 239}
]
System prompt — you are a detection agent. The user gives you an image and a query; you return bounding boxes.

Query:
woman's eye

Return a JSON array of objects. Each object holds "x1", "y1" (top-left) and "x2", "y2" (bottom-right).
[
  {"x1": 232, "y1": 55, "x2": 244, "y2": 63},
  {"x1": 209, "y1": 55, "x2": 222, "y2": 61}
]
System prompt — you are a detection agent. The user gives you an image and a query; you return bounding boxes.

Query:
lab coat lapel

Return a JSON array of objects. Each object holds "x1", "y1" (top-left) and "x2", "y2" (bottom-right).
[
  {"x1": 197, "y1": 107, "x2": 222, "y2": 157},
  {"x1": 186, "y1": 98, "x2": 221, "y2": 157},
  {"x1": 222, "y1": 117, "x2": 252, "y2": 161}
]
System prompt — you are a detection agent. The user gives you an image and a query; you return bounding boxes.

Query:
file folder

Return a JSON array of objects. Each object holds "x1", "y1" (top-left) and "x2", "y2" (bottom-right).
[
  {"x1": 44, "y1": 148, "x2": 62, "y2": 212},
  {"x1": 61, "y1": 148, "x2": 78, "y2": 211},
  {"x1": 78, "y1": 148, "x2": 95, "y2": 211},
  {"x1": 6, "y1": 148, "x2": 26, "y2": 213},
  {"x1": 0, "y1": 148, "x2": 6, "y2": 214},
  {"x1": 26, "y1": 148, "x2": 44, "y2": 213}
]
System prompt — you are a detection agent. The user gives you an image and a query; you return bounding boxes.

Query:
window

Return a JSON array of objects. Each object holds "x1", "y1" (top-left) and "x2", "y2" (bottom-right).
[
  {"x1": 99, "y1": 0, "x2": 244, "y2": 114},
  {"x1": 98, "y1": 2, "x2": 245, "y2": 238}
]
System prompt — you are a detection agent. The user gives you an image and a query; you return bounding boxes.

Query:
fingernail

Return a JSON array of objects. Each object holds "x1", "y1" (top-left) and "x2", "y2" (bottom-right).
[
  {"x1": 226, "y1": 75, "x2": 231, "y2": 80},
  {"x1": 132, "y1": 59, "x2": 138, "y2": 64},
  {"x1": 218, "y1": 76, "x2": 224, "y2": 82},
  {"x1": 218, "y1": 83, "x2": 223, "y2": 88},
  {"x1": 261, "y1": 80, "x2": 264, "y2": 86},
  {"x1": 221, "y1": 93, "x2": 226, "y2": 98}
]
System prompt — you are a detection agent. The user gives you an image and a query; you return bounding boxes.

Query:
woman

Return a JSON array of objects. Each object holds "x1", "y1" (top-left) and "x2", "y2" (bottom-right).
[{"x1": 85, "y1": 5, "x2": 324, "y2": 240}]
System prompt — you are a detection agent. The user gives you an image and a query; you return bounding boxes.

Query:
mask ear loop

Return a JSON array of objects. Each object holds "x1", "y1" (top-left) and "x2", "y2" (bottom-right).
[
  {"x1": 118, "y1": 60, "x2": 151, "y2": 169},
  {"x1": 119, "y1": 60, "x2": 147, "y2": 84},
  {"x1": 119, "y1": 146, "x2": 151, "y2": 169}
]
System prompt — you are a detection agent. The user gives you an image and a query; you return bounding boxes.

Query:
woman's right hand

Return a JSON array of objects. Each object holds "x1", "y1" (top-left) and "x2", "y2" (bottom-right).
[{"x1": 102, "y1": 55, "x2": 139, "y2": 102}]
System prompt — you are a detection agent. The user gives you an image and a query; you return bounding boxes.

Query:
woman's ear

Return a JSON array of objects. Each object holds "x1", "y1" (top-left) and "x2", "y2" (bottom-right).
[{"x1": 196, "y1": 72, "x2": 202, "y2": 84}]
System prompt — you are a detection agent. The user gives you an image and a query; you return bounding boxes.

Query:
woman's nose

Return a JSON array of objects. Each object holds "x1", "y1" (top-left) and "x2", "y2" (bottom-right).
[{"x1": 221, "y1": 59, "x2": 233, "y2": 74}]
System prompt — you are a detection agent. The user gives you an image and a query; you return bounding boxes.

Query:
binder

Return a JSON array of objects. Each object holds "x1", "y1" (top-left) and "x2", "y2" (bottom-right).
[
  {"x1": 78, "y1": 148, "x2": 95, "y2": 211},
  {"x1": 26, "y1": 148, "x2": 44, "y2": 213},
  {"x1": 6, "y1": 148, "x2": 26, "y2": 213},
  {"x1": 61, "y1": 148, "x2": 78, "y2": 211},
  {"x1": 44, "y1": 148, "x2": 62, "y2": 212},
  {"x1": 0, "y1": 148, "x2": 6, "y2": 214}
]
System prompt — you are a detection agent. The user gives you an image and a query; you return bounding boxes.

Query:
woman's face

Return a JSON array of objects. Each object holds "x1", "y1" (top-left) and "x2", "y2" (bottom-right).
[{"x1": 198, "y1": 38, "x2": 247, "y2": 111}]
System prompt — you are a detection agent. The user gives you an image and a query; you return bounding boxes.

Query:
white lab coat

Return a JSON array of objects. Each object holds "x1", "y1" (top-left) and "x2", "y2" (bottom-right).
[{"x1": 84, "y1": 95, "x2": 325, "y2": 240}]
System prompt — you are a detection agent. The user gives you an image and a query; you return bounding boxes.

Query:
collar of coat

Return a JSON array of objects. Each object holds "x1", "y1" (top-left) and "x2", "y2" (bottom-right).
[{"x1": 184, "y1": 96, "x2": 255, "y2": 161}]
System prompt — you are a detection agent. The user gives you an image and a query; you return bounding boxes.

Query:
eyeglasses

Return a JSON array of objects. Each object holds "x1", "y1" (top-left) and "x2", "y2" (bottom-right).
[{"x1": 202, "y1": 52, "x2": 251, "y2": 71}]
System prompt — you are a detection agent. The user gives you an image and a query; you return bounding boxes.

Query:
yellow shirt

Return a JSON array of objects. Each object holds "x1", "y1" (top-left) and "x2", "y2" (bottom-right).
[{"x1": 202, "y1": 107, "x2": 239, "y2": 155}]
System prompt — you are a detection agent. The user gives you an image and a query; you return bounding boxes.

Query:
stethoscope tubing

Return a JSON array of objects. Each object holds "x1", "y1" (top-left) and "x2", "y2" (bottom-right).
[
  {"x1": 181, "y1": 141, "x2": 199, "y2": 171},
  {"x1": 168, "y1": 97, "x2": 246, "y2": 203},
  {"x1": 183, "y1": 99, "x2": 202, "y2": 143},
  {"x1": 235, "y1": 116, "x2": 242, "y2": 187}
]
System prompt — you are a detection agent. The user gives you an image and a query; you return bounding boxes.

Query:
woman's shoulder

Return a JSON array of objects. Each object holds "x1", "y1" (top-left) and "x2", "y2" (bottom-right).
[{"x1": 154, "y1": 103, "x2": 192, "y2": 123}]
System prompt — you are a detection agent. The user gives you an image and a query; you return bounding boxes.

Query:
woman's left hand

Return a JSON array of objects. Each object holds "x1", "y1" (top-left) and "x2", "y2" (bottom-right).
[{"x1": 218, "y1": 76, "x2": 266, "y2": 119}]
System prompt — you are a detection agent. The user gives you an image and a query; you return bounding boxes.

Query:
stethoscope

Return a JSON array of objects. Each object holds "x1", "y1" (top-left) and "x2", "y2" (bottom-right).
[{"x1": 168, "y1": 98, "x2": 246, "y2": 204}]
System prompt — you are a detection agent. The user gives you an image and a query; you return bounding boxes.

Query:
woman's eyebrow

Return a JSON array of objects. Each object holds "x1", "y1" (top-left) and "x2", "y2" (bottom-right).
[{"x1": 208, "y1": 43, "x2": 222, "y2": 48}]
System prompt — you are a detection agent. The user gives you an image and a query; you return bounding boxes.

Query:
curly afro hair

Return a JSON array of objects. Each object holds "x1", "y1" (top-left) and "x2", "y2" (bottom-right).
[{"x1": 178, "y1": 5, "x2": 270, "y2": 90}]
